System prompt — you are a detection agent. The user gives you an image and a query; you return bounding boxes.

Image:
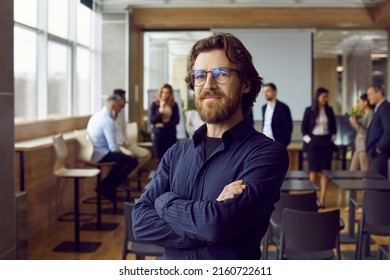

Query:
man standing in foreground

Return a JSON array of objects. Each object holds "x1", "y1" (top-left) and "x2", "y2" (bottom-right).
[
  {"x1": 132, "y1": 33, "x2": 289, "y2": 260},
  {"x1": 366, "y1": 84, "x2": 390, "y2": 178},
  {"x1": 261, "y1": 82, "x2": 293, "y2": 147}
]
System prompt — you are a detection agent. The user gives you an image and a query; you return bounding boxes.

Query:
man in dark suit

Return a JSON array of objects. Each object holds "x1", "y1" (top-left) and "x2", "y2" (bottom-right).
[
  {"x1": 261, "y1": 83, "x2": 293, "y2": 147},
  {"x1": 366, "y1": 84, "x2": 390, "y2": 178}
]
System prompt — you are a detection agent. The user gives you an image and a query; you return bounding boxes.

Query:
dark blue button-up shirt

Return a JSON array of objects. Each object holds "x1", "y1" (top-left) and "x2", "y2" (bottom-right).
[{"x1": 132, "y1": 119, "x2": 289, "y2": 259}]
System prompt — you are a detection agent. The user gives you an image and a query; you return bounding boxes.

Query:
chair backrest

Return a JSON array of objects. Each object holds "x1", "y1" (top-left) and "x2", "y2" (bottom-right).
[
  {"x1": 122, "y1": 202, "x2": 164, "y2": 260},
  {"x1": 356, "y1": 190, "x2": 390, "y2": 259},
  {"x1": 124, "y1": 202, "x2": 137, "y2": 242},
  {"x1": 74, "y1": 129, "x2": 94, "y2": 163},
  {"x1": 362, "y1": 190, "x2": 390, "y2": 234},
  {"x1": 379, "y1": 242, "x2": 390, "y2": 260},
  {"x1": 271, "y1": 191, "x2": 318, "y2": 226},
  {"x1": 280, "y1": 209, "x2": 341, "y2": 260},
  {"x1": 52, "y1": 134, "x2": 68, "y2": 175},
  {"x1": 126, "y1": 122, "x2": 138, "y2": 145}
]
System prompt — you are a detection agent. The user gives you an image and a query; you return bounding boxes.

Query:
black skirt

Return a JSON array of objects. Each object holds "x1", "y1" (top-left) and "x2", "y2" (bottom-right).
[{"x1": 307, "y1": 135, "x2": 334, "y2": 172}]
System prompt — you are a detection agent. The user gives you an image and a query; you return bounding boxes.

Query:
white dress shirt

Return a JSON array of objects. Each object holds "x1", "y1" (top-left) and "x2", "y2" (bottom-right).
[
  {"x1": 312, "y1": 107, "x2": 329, "y2": 135},
  {"x1": 263, "y1": 102, "x2": 275, "y2": 140}
]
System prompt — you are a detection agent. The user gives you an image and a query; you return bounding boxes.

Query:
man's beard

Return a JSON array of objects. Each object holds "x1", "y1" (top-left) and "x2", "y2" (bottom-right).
[{"x1": 195, "y1": 88, "x2": 240, "y2": 124}]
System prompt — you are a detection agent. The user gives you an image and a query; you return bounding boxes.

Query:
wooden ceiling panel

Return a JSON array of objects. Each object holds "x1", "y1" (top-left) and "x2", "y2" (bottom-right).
[
  {"x1": 374, "y1": 0, "x2": 390, "y2": 26},
  {"x1": 103, "y1": 0, "x2": 387, "y2": 10},
  {"x1": 131, "y1": 7, "x2": 386, "y2": 30}
]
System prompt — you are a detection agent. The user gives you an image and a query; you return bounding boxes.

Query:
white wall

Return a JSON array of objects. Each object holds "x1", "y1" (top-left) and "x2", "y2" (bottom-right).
[
  {"x1": 213, "y1": 29, "x2": 313, "y2": 121},
  {"x1": 102, "y1": 12, "x2": 128, "y2": 117}
]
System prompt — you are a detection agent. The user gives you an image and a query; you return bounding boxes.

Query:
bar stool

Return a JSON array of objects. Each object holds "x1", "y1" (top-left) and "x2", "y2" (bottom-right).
[
  {"x1": 124, "y1": 122, "x2": 152, "y2": 191},
  {"x1": 51, "y1": 134, "x2": 101, "y2": 252},
  {"x1": 74, "y1": 130, "x2": 120, "y2": 230},
  {"x1": 115, "y1": 122, "x2": 152, "y2": 200}
]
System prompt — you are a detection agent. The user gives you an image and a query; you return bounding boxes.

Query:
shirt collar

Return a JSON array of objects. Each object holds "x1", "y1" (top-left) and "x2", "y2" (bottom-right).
[
  {"x1": 102, "y1": 106, "x2": 117, "y2": 119},
  {"x1": 267, "y1": 100, "x2": 276, "y2": 108},
  {"x1": 192, "y1": 118, "x2": 253, "y2": 147}
]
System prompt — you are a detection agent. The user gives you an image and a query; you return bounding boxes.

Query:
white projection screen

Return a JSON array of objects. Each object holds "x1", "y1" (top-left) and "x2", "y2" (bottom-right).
[{"x1": 212, "y1": 29, "x2": 313, "y2": 121}]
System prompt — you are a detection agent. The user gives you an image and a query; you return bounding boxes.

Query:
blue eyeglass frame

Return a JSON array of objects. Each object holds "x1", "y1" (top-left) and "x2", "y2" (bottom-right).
[{"x1": 190, "y1": 67, "x2": 240, "y2": 87}]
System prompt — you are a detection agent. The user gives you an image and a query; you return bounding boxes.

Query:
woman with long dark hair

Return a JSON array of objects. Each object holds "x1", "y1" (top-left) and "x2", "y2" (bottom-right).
[
  {"x1": 301, "y1": 87, "x2": 337, "y2": 207},
  {"x1": 150, "y1": 83, "x2": 179, "y2": 160}
]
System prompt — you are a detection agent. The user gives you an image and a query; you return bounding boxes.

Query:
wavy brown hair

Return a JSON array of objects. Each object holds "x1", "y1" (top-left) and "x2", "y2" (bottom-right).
[
  {"x1": 185, "y1": 33, "x2": 263, "y2": 117},
  {"x1": 157, "y1": 83, "x2": 175, "y2": 108}
]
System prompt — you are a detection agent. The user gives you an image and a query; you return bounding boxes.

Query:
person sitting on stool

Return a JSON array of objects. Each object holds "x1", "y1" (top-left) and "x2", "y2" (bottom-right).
[
  {"x1": 87, "y1": 95, "x2": 138, "y2": 201},
  {"x1": 113, "y1": 88, "x2": 151, "y2": 177}
]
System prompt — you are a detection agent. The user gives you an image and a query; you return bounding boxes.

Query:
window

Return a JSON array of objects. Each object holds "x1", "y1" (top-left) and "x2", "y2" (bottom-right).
[
  {"x1": 77, "y1": 3, "x2": 92, "y2": 46},
  {"x1": 47, "y1": 41, "x2": 71, "y2": 119},
  {"x1": 14, "y1": 0, "x2": 37, "y2": 28},
  {"x1": 14, "y1": 27, "x2": 38, "y2": 123},
  {"x1": 48, "y1": 0, "x2": 69, "y2": 39},
  {"x1": 75, "y1": 47, "x2": 91, "y2": 116},
  {"x1": 13, "y1": 0, "x2": 101, "y2": 123}
]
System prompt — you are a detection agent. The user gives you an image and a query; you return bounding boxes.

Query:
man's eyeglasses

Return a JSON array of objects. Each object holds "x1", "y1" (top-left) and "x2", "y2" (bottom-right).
[{"x1": 190, "y1": 67, "x2": 240, "y2": 87}]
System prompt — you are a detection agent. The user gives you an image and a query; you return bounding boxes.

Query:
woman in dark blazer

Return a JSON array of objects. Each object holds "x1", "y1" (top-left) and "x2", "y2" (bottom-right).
[
  {"x1": 301, "y1": 87, "x2": 337, "y2": 207},
  {"x1": 150, "y1": 83, "x2": 180, "y2": 160}
]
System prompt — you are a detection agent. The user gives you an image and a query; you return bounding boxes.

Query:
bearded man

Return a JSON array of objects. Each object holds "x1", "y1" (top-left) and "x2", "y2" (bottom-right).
[{"x1": 132, "y1": 33, "x2": 289, "y2": 260}]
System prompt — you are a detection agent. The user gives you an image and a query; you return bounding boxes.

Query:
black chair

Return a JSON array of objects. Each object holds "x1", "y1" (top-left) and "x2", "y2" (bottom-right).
[
  {"x1": 262, "y1": 191, "x2": 319, "y2": 259},
  {"x1": 378, "y1": 241, "x2": 390, "y2": 260},
  {"x1": 122, "y1": 202, "x2": 164, "y2": 260},
  {"x1": 279, "y1": 209, "x2": 342, "y2": 260},
  {"x1": 355, "y1": 190, "x2": 390, "y2": 260}
]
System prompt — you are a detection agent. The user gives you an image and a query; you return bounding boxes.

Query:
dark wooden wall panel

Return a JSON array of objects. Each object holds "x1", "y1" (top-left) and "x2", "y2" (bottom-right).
[{"x1": 131, "y1": 7, "x2": 390, "y2": 30}]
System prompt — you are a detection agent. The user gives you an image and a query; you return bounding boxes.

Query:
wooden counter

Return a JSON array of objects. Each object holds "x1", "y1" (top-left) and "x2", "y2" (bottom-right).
[{"x1": 287, "y1": 142, "x2": 303, "y2": 171}]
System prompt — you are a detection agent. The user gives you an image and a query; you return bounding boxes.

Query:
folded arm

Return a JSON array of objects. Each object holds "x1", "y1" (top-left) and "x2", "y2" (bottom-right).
[
  {"x1": 163, "y1": 104, "x2": 180, "y2": 128},
  {"x1": 132, "y1": 160, "x2": 206, "y2": 249},
  {"x1": 154, "y1": 145, "x2": 289, "y2": 244},
  {"x1": 149, "y1": 103, "x2": 163, "y2": 124}
]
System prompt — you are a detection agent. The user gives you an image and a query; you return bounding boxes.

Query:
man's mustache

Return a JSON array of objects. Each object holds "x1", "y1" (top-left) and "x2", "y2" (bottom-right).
[{"x1": 198, "y1": 89, "x2": 224, "y2": 99}]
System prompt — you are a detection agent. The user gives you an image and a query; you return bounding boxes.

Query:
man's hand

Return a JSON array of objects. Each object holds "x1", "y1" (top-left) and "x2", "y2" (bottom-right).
[{"x1": 216, "y1": 180, "x2": 246, "y2": 201}]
